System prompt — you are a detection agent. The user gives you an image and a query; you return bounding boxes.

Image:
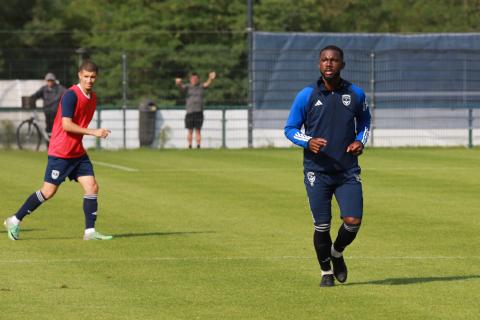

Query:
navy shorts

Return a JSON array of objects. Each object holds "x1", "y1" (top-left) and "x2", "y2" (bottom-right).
[
  {"x1": 185, "y1": 112, "x2": 204, "y2": 129},
  {"x1": 304, "y1": 166, "x2": 363, "y2": 225},
  {"x1": 44, "y1": 154, "x2": 95, "y2": 185}
]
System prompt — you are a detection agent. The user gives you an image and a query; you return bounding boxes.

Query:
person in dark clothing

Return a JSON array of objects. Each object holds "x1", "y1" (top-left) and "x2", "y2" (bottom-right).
[
  {"x1": 284, "y1": 45, "x2": 371, "y2": 287},
  {"x1": 30, "y1": 73, "x2": 67, "y2": 136}
]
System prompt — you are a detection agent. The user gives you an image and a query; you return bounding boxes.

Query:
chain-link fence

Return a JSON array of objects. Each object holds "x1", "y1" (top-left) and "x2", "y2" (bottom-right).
[
  {"x1": 2, "y1": 32, "x2": 480, "y2": 149},
  {"x1": 0, "y1": 106, "x2": 254, "y2": 150},
  {"x1": 0, "y1": 31, "x2": 253, "y2": 149},
  {"x1": 0, "y1": 31, "x2": 248, "y2": 107},
  {"x1": 252, "y1": 33, "x2": 480, "y2": 147}
]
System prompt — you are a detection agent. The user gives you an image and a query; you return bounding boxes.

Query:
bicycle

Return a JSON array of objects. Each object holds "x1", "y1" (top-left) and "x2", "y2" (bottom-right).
[{"x1": 16, "y1": 110, "x2": 50, "y2": 151}]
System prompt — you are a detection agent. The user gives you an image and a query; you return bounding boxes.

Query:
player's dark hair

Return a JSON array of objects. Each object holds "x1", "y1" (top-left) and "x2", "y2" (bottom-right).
[
  {"x1": 191, "y1": 72, "x2": 198, "y2": 77},
  {"x1": 79, "y1": 60, "x2": 99, "y2": 73},
  {"x1": 319, "y1": 45, "x2": 344, "y2": 60}
]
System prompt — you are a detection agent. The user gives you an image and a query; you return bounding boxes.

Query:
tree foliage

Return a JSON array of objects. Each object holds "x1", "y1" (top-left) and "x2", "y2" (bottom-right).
[{"x1": 1, "y1": 0, "x2": 479, "y2": 106}]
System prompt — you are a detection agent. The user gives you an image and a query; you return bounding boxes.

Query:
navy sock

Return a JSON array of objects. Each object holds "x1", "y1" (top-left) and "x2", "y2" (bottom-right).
[
  {"x1": 83, "y1": 194, "x2": 98, "y2": 229},
  {"x1": 15, "y1": 191, "x2": 47, "y2": 221},
  {"x1": 313, "y1": 223, "x2": 332, "y2": 272},
  {"x1": 333, "y1": 223, "x2": 361, "y2": 253}
]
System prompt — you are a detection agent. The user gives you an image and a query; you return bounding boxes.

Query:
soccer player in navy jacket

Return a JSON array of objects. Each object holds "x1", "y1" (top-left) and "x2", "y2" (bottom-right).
[{"x1": 285, "y1": 45, "x2": 371, "y2": 287}]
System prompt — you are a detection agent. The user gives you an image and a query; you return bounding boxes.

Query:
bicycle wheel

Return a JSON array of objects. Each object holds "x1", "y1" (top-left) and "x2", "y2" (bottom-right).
[{"x1": 16, "y1": 120, "x2": 42, "y2": 151}]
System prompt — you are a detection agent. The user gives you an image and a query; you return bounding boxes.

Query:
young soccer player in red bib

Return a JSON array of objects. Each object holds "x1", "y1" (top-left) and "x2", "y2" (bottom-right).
[{"x1": 4, "y1": 61, "x2": 113, "y2": 241}]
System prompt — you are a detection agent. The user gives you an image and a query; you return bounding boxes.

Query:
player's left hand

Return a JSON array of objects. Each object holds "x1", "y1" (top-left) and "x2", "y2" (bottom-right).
[
  {"x1": 346, "y1": 141, "x2": 364, "y2": 156},
  {"x1": 94, "y1": 128, "x2": 111, "y2": 139},
  {"x1": 208, "y1": 71, "x2": 216, "y2": 80}
]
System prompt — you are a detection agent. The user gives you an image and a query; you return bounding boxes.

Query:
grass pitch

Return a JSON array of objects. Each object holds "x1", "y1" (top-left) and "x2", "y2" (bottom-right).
[{"x1": 0, "y1": 147, "x2": 479, "y2": 319}]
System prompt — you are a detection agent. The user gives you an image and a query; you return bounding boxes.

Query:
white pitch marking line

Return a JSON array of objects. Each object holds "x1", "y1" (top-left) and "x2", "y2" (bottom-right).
[
  {"x1": 92, "y1": 161, "x2": 139, "y2": 172},
  {"x1": 0, "y1": 256, "x2": 478, "y2": 264}
]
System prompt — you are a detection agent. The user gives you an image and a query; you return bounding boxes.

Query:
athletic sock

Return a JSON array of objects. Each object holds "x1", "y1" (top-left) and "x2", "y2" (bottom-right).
[
  {"x1": 10, "y1": 216, "x2": 21, "y2": 225},
  {"x1": 313, "y1": 223, "x2": 332, "y2": 272},
  {"x1": 83, "y1": 194, "x2": 98, "y2": 229},
  {"x1": 14, "y1": 190, "x2": 47, "y2": 221},
  {"x1": 331, "y1": 245, "x2": 343, "y2": 258},
  {"x1": 321, "y1": 269, "x2": 334, "y2": 276},
  {"x1": 333, "y1": 222, "x2": 361, "y2": 253},
  {"x1": 84, "y1": 228, "x2": 95, "y2": 235}
]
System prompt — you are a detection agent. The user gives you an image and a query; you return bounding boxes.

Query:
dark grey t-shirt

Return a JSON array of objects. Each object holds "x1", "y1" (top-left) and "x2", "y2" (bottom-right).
[
  {"x1": 30, "y1": 84, "x2": 67, "y2": 112},
  {"x1": 182, "y1": 83, "x2": 204, "y2": 113}
]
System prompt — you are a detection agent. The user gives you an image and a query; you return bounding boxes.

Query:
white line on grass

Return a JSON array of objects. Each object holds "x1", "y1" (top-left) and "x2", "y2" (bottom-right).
[
  {"x1": 92, "y1": 161, "x2": 139, "y2": 172},
  {"x1": 0, "y1": 256, "x2": 478, "y2": 264},
  {"x1": 367, "y1": 167, "x2": 477, "y2": 171},
  {"x1": 139, "y1": 167, "x2": 475, "y2": 173}
]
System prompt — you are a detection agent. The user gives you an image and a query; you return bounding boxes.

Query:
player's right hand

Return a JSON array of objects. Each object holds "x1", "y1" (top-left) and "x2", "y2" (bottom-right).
[
  {"x1": 308, "y1": 137, "x2": 327, "y2": 153},
  {"x1": 175, "y1": 78, "x2": 182, "y2": 85}
]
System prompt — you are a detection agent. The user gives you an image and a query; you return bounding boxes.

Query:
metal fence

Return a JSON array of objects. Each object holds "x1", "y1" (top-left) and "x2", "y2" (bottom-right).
[
  {"x1": 2, "y1": 32, "x2": 480, "y2": 149},
  {"x1": 0, "y1": 30, "x2": 253, "y2": 149},
  {"x1": 4, "y1": 106, "x2": 477, "y2": 150},
  {"x1": 0, "y1": 34, "x2": 248, "y2": 108},
  {"x1": 252, "y1": 33, "x2": 480, "y2": 147},
  {"x1": 0, "y1": 106, "x2": 259, "y2": 150}
]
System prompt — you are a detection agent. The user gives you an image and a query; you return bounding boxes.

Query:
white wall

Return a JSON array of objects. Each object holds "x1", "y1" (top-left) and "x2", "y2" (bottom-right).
[
  {"x1": 1, "y1": 109, "x2": 478, "y2": 149},
  {"x1": 85, "y1": 110, "x2": 478, "y2": 149},
  {"x1": 0, "y1": 80, "x2": 45, "y2": 107},
  {"x1": 85, "y1": 109, "x2": 250, "y2": 149}
]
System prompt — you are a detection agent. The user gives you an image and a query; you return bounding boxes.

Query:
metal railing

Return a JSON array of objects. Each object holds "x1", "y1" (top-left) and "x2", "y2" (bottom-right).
[{"x1": 1, "y1": 105, "x2": 479, "y2": 150}]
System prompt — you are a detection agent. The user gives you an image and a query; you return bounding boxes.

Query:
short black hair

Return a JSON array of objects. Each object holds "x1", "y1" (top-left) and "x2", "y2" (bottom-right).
[
  {"x1": 319, "y1": 45, "x2": 344, "y2": 60},
  {"x1": 79, "y1": 60, "x2": 99, "y2": 73},
  {"x1": 190, "y1": 72, "x2": 198, "y2": 77}
]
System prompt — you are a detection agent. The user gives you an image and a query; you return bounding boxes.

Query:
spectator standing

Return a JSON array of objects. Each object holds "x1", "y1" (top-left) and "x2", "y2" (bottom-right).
[
  {"x1": 30, "y1": 73, "x2": 67, "y2": 136},
  {"x1": 175, "y1": 71, "x2": 216, "y2": 148}
]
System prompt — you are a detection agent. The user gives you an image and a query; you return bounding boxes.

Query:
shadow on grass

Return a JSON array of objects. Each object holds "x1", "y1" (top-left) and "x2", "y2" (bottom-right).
[
  {"x1": 113, "y1": 231, "x2": 216, "y2": 238},
  {"x1": 19, "y1": 230, "x2": 215, "y2": 240},
  {"x1": 345, "y1": 275, "x2": 480, "y2": 286},
  {"x1": 0, "y1": 228, "x2": 44, "y2": 234}
]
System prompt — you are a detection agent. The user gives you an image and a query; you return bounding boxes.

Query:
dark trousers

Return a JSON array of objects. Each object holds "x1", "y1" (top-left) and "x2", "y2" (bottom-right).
[{"x1": 44, "y1": 110, "x2": 56, "y2": 134}]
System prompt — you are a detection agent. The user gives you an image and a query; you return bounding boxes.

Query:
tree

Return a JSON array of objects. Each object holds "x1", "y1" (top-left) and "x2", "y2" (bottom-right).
[
  {"x1": 2, "y1": 0, "x2": 480, "y2": 106},
  {"x1": 70, "y1": 0, "x2": 248, "y2": 106},
  {"x1": 0, "y1": 0, "x2": 36, "y2": 78}
]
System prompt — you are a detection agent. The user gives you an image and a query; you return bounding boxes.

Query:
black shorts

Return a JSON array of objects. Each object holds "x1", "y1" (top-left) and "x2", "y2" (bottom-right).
[{"x1": 185, "y1": 112, "x2": 204, "y2": 129}]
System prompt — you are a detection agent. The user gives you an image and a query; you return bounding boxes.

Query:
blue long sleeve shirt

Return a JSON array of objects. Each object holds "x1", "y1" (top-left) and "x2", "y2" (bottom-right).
[{"x1": 284, "y1": 78, "x2": 371, "y2": 173}]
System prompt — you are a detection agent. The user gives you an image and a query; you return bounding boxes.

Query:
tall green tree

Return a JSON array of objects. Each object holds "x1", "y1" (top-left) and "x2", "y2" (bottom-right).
[
  {"x1": 254, "y1": 0, "x2": 480, "y2": 32},
  {"x1": 2, "y1": 0, "x2": 480, "y2": 106},
  {"x1": 0, "y1": 0, "x2": 36, "y2": 77},
  {"x1": 69, "y1": 0, "x2": 248, "y2": 106},
  {"x1": 19, "y1": 0, "x2": 87, "y2": 84}
]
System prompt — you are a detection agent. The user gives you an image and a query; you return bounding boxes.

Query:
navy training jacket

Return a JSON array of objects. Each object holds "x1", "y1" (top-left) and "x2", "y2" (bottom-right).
[{"x1": 285, "y1": 77, "x2": 371, "y2": 173}]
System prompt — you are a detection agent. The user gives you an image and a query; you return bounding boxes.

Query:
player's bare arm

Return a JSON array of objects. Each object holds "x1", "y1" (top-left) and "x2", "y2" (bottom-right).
[
  {"x1": 308, "y1": 137, "x2": 328, "y2": 154},
  {"x1": 203, "y1": 71, "x2": 216, "y2": 88},
  {"x1": 62, "y1": 117, "x2": 110, "y2": 139},
  {"x1": 346, "y1": 140, "x2": 364, "y2": 156}
]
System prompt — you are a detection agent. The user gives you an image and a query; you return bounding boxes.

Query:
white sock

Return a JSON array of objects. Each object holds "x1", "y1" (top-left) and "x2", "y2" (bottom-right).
[
  {"x1": 10, "y1": 216, "x2": 21, "y2": 225},
  {"x1": 84, "y1": 228, "x2": 95, "y2": 235},
  {"x1": 321, "y1": 269, "x2": 333, "y2": 276},
  {"x1": 331, "y1": 245, "x2": 343, "y2": 258}
]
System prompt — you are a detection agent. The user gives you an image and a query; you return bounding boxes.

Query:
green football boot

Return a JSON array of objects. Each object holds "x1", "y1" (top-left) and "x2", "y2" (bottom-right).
[
  {"x1": 4, "y1": 218, "x2": 20, "y2": 241},
  {"x1": 83, "y1": 231, "x2": 113, "y2": 241}
]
